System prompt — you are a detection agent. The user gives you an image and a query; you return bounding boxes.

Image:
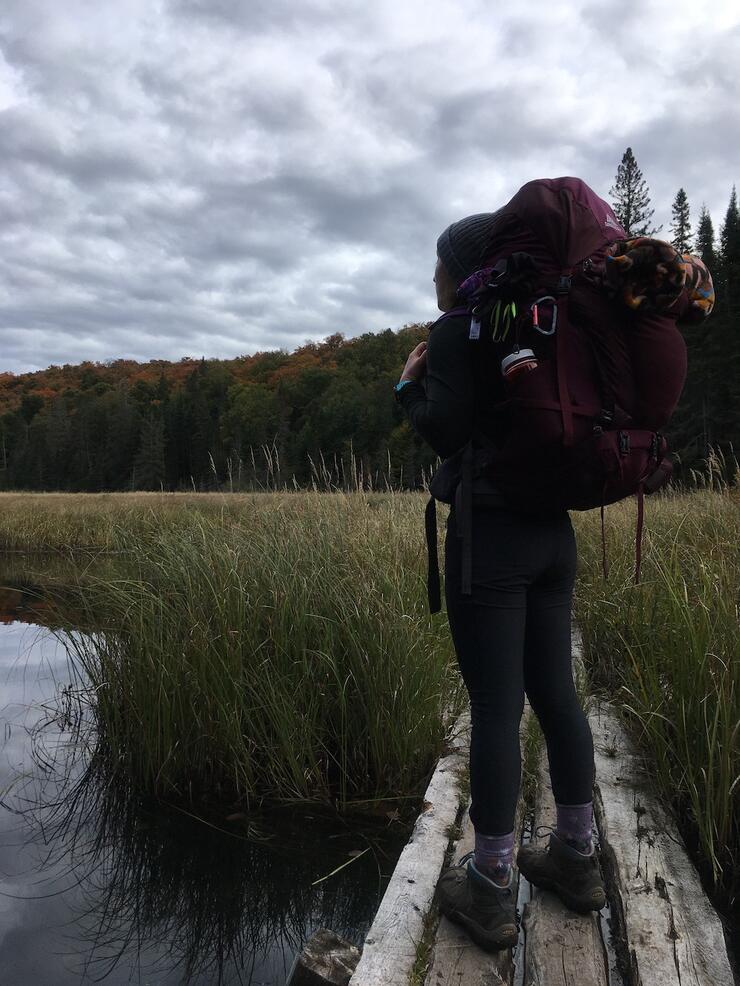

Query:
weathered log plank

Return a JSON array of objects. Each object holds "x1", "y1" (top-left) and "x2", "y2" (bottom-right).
[
  {"x1": 347, "y1": 710, "x2": 471, "y2": 986},
  {"x1": 589, "y1": 699, "x2": 735, "y2": 986},
  {"x1": 521, "y1": 743, "x2": 608, "y2": 986},
  {"x1": 422, "y1": 704, "x2": 534, "y2": 986}
]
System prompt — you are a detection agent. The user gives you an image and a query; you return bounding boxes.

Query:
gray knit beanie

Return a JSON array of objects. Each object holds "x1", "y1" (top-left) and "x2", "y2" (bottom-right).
[{"x1": 436, "y1": 212, "x2": 498, "y2": 283}]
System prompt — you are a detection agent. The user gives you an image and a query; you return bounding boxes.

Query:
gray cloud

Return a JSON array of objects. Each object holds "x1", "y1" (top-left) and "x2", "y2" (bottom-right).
[{"x1": 0, "y1": 0, "x2": 738, "y2": 373}]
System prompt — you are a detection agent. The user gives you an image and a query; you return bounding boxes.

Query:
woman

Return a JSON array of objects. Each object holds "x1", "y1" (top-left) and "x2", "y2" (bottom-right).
[{"x1": 393, "y1": 194, "x2": 608, "y2": 953}]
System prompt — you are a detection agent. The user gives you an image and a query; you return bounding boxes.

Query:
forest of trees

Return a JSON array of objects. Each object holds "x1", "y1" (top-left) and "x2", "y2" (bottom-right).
[
  {"x1": 0, "y1": 331, "x2": 431, "y2": 492},
  {"x1": 1, "y1": 150, "x2": 738, "y2": 493}
]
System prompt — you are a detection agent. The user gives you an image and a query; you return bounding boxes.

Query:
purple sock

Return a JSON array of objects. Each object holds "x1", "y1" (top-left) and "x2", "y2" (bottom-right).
[
  {"x1": 474, "y1": 828, "x2": 515, "y2": 879},
  {"x1": 555, "y1": 801, "x2": 594, "y2": 853}
]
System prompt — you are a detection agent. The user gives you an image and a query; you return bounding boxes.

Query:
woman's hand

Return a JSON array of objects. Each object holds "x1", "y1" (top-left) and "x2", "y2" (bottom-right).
[{"x1": 400, "y1": 341, "x2": 428, "y2": 383}]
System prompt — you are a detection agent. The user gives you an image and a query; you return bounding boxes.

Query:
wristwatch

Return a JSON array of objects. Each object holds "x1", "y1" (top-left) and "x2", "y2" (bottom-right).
[{"x1": 393, "y1": 378, "x2": 414, "y2": 402}]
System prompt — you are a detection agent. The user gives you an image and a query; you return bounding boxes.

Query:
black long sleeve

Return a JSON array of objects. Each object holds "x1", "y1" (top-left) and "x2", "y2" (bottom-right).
[{"x1": 396, "y1": 314, "x2": 474, "y2": 459}]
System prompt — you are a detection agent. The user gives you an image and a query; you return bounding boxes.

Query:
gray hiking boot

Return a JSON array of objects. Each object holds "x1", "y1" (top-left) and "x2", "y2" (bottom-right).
[
  {"x1": 516, "y1": 825, "x2": 606, "y2": 913},
  {"x1": 436, "y1": 850, "x2": 519, "y2": 952}
]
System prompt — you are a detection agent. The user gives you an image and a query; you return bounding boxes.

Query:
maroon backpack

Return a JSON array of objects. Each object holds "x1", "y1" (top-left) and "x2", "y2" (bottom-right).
[{"x1": 424, "y1": 177, "x2": 700, "y2": 615}]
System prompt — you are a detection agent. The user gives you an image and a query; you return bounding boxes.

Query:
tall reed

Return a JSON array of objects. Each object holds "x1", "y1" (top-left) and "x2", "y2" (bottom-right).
[
  {"x1": 0, "y1": 440, "x2": 441, "y2": 552},
  {"x1": 53, "y1": 492, "x2": 464, "y2": 811},
  {"x1": 573, "y1": 485, "x2": 739, "y2": 902}
]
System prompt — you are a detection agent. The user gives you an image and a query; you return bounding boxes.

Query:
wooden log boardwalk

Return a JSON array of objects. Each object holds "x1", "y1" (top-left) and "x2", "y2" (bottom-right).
[
  {"x1": 338, "y1": 699, "x2": 734, "y2": 986},
  {"x1": 334, "y1": 633, "x2": 737, "y2": 986}
]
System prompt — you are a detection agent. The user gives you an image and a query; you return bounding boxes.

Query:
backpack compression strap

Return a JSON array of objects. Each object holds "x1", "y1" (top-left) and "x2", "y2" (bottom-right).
[{"x1": 424, "y1": 438, "x2": 480, "y2": 615}]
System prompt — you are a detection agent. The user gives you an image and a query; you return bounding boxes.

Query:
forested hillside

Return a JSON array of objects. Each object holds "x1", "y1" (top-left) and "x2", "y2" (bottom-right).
[{"x1": 0, "y1": 326, "x2": 433, "y2": 492}]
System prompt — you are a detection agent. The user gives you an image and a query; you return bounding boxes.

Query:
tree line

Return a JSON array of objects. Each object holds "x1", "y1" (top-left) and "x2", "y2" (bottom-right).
[
  {"x1": 0, "y1": 149, "x2": 737, "y2": 493},
  {"x1": 0, "y1": 332, "x2": 433, "y2": 492}
]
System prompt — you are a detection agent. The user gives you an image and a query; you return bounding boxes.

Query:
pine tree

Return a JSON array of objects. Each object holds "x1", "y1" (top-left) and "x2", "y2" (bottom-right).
[
  {"x1": 674, "y1": 203, "x2": 712, "y2": 465},
  {"x1": 702, "y1": 187, "x2": 740, "y2": 464},
  {"x1": 610, "y1": 147, "x2": 660, "y2": 236},
  {"x1": 695, "y1": 205, "x2": 716, "y2": 269},
  {"x1": 670, "y1": 188, "x2": 692, "y2": 253},
  {"x1": 719, "y1": 186, "x2": 740, "y2": 299},
  {"x1": 133, "y1": 415, "x2": 166, "y2": 490}
]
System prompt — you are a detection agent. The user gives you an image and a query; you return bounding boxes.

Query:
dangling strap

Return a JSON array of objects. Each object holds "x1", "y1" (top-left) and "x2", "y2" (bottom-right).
[
  {"x1": 425, "y1": 495, "x2": 441, "y2": 614},
  {"x1": 460, "y1": 440, "x2": 474, "y2": 596},
  {"x1": 424, "y1": 439, "x2": 476, "y2": 614},
  {"x1": 600, "y1": 480, "x2": 609, "y2": 580},
  {"x1": 634, "y1": 482, "x2": 645, "y2": 584}
]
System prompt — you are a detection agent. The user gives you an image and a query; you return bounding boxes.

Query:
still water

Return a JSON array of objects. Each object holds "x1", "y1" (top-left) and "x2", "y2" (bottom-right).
[{"x1": 0, "y1": 566, "x2": 407, "y2": 985}]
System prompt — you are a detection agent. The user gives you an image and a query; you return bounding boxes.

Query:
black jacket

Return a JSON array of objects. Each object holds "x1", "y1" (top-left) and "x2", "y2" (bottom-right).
[{"x1": 396, "y1": 310, "x2": 508, "y2": 504}]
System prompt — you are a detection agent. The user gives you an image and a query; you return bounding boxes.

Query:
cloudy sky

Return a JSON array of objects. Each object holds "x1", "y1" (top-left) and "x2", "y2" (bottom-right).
[{"x1": 1, "y1": 0, "x2": 738, "y2": 374}]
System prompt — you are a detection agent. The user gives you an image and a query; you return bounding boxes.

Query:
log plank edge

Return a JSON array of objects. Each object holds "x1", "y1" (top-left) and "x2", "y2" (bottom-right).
[
  {"x1": 347, "y1": 709, "x2": 471, "y2": 986},
  {"x1": 589, "y1": 699, "x2": 734, "y2": 986}
]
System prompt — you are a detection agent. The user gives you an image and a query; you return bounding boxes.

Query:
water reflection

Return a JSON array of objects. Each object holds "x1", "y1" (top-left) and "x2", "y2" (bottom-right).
[{"x1": 0, "y1": 559, "x2": 408, "y2": 985}]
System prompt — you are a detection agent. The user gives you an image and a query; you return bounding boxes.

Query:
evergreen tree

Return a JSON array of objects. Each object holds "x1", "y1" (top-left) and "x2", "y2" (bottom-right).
[
  {"x1": 670, "y1": 188, "x2": 692, "y2": 253},
  {"x1": 133, "y1": 415, "x2": 166, "y2": 490},
  {"x1": 695, "y1": 205, "x2": 716, "y2": 269},
  {"x1": 45, "y1": 395, "x2": 72, "y2": 489},
  {"x1": 103, "y1": 382, "x2": 140, "y2": 489},
  {"x1": 610, "y1": 147, "x2": 660, "y2": 236},
  {"x1": 719, "y1": 185, "x2": 740, "y2": 311},
  {"x1": 164, "y1": 389, "x2": 191, "y2": 489},
  {"x1": 701, "y1": 187, "x2": 740, "y2": 464}
]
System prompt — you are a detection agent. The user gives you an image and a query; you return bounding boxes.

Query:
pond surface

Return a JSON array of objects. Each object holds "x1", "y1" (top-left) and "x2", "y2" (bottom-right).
[{"x1": 0, "y1": 560, "x2": 408, "y2": 985}]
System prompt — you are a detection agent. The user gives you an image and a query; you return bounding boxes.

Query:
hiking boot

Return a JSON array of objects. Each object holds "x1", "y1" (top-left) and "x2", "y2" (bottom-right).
[
  {"x1": 516, "y1": 825, "x2": 606, "y2": 913},
  {"x1": 437, "y1": 850, "x2": 519, "y2": 952}
]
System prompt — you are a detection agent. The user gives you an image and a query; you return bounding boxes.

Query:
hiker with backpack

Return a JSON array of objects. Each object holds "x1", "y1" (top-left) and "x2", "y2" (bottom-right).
[{"x1": 393, "y1": 176, "x2": 713, "y2": 952}]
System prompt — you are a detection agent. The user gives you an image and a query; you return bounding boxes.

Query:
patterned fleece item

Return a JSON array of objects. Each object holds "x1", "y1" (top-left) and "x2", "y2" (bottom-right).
[
  {"x1": 679, "y1": 253, "x2": 715, "y2": 321},
  {"x1": 603, "y1": 237, "x2": 715, "y2": 322},
  {"x1": 604, "y1": 237, "x2": 686, "y2": 312}
]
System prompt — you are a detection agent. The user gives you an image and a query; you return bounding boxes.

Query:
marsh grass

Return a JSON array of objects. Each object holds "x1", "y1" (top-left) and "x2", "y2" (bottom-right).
[
  {"x1": 0, "y1": 490, "x2": 275, "y2": 552},
  {"x1": 3, "y1": 464, "x2": 737, "y2": 905},
  {"x1": 572, "y1": 483, "x2": 739, "y2": 904},
  {"x1": 0, "y1": 442, "x2": 438, "y2": 553},
  {"x1": 47, "y1": 491, "x2": 464, "y2": 812}
]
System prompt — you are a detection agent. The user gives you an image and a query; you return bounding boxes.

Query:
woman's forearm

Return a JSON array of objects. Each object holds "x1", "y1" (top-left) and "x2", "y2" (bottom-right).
[{"x1": 396, "y1": 316, "x2": 474, "y2": 458}]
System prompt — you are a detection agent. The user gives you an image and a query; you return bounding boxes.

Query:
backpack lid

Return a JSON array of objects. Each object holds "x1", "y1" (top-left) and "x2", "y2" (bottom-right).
[{"x1": 483, "y1": 177, "x2": 626, "y2": 271}]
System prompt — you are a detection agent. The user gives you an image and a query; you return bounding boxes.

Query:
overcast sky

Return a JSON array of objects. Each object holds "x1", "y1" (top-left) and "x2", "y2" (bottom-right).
[{"x1": 1, "y1": 0, "x2": 738, "y2": 374}]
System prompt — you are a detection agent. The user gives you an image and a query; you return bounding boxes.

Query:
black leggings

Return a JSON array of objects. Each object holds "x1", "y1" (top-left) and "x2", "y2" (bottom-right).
[{"x1": 444, "y1": 503, "x2": 595, "y2": 836}]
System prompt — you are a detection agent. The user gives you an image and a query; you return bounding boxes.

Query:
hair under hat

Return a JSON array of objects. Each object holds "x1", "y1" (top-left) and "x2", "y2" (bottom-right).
[{"x1": 436, "y1": 212, "x2": 498, "y2": 283}]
